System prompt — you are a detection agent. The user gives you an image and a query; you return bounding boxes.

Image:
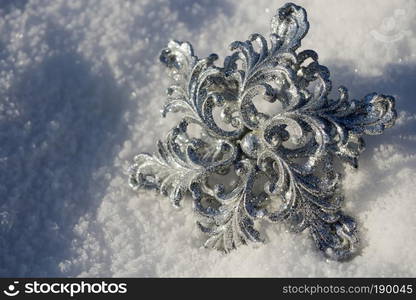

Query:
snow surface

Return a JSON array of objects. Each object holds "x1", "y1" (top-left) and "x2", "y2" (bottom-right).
[{"x1": 0, "y1": 0, "x2": 415, "y2": 277}]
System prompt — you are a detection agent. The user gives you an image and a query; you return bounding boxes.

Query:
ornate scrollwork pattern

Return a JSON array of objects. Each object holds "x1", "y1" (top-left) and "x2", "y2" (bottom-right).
[{"x1": 129, "y1": 2, "x2": 396, "y2": 260}]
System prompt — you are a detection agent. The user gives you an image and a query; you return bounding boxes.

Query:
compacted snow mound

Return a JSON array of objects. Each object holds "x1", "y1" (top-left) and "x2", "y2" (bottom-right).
[{"x1": 0, "y1": 0, "x2": 415, "y2": 277}]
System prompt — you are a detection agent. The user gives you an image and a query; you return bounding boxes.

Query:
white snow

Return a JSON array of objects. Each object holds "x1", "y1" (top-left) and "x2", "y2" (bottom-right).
[{"x1": 1, "y1": 0, "x2": 415, "y2": 277}]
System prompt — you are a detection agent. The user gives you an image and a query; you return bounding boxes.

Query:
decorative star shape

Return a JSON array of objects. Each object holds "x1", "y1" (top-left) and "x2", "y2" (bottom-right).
[{"x1": 129, "y1": 3, "x2": 396, "y2": 260}]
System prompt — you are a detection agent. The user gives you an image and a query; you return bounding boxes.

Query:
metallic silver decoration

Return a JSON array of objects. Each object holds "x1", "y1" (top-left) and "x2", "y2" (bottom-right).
[{"x1": 129, "y1": 3, "x2": 396, "y2": 260}]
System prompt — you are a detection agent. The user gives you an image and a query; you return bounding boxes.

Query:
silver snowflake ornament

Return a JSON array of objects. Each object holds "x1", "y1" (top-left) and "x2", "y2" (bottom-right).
[{"x1": 129, "y1": 3, "x2": 396, "y2": 260}]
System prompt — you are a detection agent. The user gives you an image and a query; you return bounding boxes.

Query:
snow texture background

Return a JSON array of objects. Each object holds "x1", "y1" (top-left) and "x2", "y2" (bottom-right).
[{"x1": 0, "y1": 0, "x2": 415, "y2": 277}]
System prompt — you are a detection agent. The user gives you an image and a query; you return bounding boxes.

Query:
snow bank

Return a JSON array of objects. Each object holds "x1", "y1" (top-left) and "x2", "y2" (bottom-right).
[{"x1": 0, "y1": 0, "x2": 415, "y2": 277}]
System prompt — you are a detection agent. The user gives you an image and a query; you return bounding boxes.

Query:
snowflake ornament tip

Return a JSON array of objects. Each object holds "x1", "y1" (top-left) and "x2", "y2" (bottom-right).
[{"x1": 129, "y1": 2, "x2": 397, "y2": 261}]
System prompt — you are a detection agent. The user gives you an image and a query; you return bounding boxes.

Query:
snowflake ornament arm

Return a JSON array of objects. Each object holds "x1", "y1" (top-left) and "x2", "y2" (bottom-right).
[{"x1": 129, "y1": 3, "x2": 396, "y2": 260}]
